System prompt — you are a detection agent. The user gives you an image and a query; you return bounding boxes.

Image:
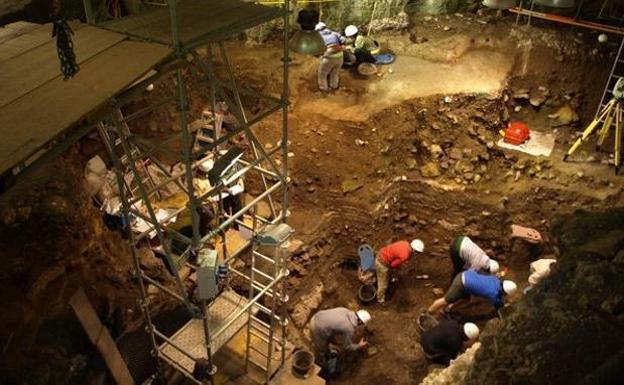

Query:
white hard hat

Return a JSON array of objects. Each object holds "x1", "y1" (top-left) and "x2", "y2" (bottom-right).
[
  {"x1": 410, "y1": 239, "x2": 425, "y2": 253},
  {"x1": 345, "y1": 25, "x2": 358, "y2": 37},
  {"x1": 503, "y1": 280, "x2": 517, "y2": 295},
  {"x1": 315, "y1": 22, "x2": 326, "y2": 31},
  {"x1": 488, "y1": 259, "x2": 500, "y2": 274},
  {"x1": 356, "y1": 309, "x2": 371, "y2": 324},
  {"x1": 463, "y1": 323, "x2": 480, "y2": 340},
  {"x1": 598, "y1": 33, "x2": 608, "y2": 43}
]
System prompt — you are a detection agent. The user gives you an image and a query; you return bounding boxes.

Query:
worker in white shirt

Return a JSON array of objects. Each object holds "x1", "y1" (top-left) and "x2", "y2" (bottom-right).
[
  {"x1": 449, "y1": 236, "x2": 499, "y2": 282},
  {"x1": 524, "y1": 258, "x2": 556, "y2": 293}
]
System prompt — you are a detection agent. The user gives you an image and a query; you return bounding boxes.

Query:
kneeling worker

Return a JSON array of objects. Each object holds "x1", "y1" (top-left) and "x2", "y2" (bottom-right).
[
  {"x1": 428, "y1": 270, "x2": 517, "y2": 314},
  {"x1": 376, "y1": 239, "x2": 425, "y2": 303},
  {"x1": 421, "y1": 320, "x2": 479, "y2": 365},
  {"x1": 310, "y1": 307, "x2": 371, "y2": 365},
  {"x1": 449, "y1": 235, "x2": 499, "y2": 281}
]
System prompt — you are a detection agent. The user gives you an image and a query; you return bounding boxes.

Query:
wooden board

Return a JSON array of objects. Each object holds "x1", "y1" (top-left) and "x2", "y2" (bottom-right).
[
  {"x1": 69, "y1": 288, "x2": 135, "y2": 385},
  {"x1": 0, "y1": 40, "x2": 171, "y2": 175},
  {"x1": 103, "y1": 0, "x2": 282, "y2": 46},
  {"x1": 0, "y1": 21, "x2": 85, "y2": 63},
  {"x1": 0, "y1": 21, "x2": 41, "y2": 44},
  {"x1": 0, "y1": 25, "x2": 126, "y2": 108}
]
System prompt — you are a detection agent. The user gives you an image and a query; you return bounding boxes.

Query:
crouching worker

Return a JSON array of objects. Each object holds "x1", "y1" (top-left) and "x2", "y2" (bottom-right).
[
  {"x1": 421, "y1": 321, "x2": 479, "y2": 365},
  {"x1": 343, "y1": 25, "x2": 377, "y2": 67},
  {"x1": 449, "y1": 235, "x2": 499, "y2": 281},
  {"x1": 309, "y1": 307, "x2": 371, "y2": 375},
  {"x1": 428, "y1": 270, "x2": 517, "y2": 314},
  {"x1": 375, "y1": 239, "x2": 425, "y2": 303}
]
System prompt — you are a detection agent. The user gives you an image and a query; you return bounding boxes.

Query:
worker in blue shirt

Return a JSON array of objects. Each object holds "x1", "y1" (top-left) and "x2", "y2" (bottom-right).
[{"x1": 427, "y1": 270, "x2": 518, "y2": 314}]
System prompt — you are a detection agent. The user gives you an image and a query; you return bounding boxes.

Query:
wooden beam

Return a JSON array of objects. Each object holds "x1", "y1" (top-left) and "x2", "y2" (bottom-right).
[{"x1": 69, "y1": 288, "x2": 135, "y2": 385}]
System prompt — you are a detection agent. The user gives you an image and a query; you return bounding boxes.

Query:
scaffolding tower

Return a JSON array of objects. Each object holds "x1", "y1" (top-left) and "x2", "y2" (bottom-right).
[{"x1": 94, "y1": 1, "x2": 291, "y2": 383}]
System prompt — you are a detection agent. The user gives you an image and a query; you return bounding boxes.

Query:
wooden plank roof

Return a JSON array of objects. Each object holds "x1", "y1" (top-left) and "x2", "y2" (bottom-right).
[
  {"x1": 102, "y1": 0, "x2": 282, "y2": 47},
  {"x1": 0, "y1": 22, "x2": 172, "y2": 176}
]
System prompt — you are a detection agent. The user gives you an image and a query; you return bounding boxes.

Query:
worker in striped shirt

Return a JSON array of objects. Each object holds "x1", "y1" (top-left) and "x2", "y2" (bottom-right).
[
  {"x1": 375, "y1": 239, "x2": 425, "y2": 303},
  {"x1": 316, "y1": 22, "x2": 345, "y2": 92},
  {"x1": 449, "y1": 236, "x2": 499, "y2": 282}
]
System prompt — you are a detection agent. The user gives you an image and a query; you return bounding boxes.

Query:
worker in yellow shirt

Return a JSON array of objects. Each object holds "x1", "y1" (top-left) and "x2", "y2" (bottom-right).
[{"x1": 343, "y1": 25, "x2": 377, "y2": 67}]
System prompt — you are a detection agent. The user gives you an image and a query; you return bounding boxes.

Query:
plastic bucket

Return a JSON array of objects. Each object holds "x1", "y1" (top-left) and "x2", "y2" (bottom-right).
[
  {"x1": 358, "y1": 283, "x2": 377, "y2": 304},
  {"x1": 292, "y1": 349, "x2": 314, "y2": 377}
]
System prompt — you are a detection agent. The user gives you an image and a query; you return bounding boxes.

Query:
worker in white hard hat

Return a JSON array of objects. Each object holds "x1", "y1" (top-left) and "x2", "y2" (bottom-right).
[
  {"x1": 343, "y1": 24, "x2": 377, "y2": 67},
  {"x1": 315, "y1": 21, "x2": 346, "y2": 92},
  {"x1": 524, "y1": 258, "x2": 557, "y2": 294},
  {"x1": 427, "y1": 270, "x2": 517, "y2": 314},
  {"x1": 375, "y1": 239, "x2": 425, "y2": 303},
  {"x1": 449, "y1": 235, "x2": 500, "y2": 282},
  {"x1": 420, "y1": 320, "x2": 479, "y2": 365},
  {"x1": 309, "y1": 307, "x2": 371, "y2": 367}
]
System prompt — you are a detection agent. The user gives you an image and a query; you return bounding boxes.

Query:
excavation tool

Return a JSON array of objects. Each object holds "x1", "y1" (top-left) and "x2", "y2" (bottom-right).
[{"x1": 563, "y1": 77, "x2": 624, "y2": 174}]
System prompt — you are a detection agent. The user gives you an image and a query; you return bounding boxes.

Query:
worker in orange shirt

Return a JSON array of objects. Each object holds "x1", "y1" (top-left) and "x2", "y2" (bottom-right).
[{"x1": 375, "y1": 239, "x2": 425, "y2": 303}]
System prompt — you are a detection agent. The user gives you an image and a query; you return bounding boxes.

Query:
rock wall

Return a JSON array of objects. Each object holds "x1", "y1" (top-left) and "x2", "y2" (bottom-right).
[
  {"x1": 0, "y1": 146, "x2": 149, "y2": 384},
  {"x1": 421, "y1": 342, "x2": 481, "y2": 385},
  {"x1": 318, "y1": 0, "x2": 408, "y2": 30}
]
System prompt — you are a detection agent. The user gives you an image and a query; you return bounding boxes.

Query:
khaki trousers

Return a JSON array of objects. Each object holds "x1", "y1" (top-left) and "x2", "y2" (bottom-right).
[
  {"x1": 317, "y1": 56, "x2": 343, "y2": 91},
  {"x1": 375, "y1": 258, "x2": 389, "y2": 302}
]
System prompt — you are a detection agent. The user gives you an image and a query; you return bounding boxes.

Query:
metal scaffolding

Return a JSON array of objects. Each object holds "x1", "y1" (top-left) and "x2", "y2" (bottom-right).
[{"x1": 95, "y1": 1, "x2": 291, "y2": 383}]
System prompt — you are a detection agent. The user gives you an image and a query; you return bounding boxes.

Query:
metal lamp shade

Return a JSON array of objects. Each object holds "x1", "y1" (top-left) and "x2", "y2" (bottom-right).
[
  {"x1": 482, "y1": 0, "x2": 518, "y2": 9},
  {"x1": 534, "y1": 0, "x2": 575, "y2": 8},
  {"x1": 289, "y1": 30, "x2": 326, "y2": 56}
]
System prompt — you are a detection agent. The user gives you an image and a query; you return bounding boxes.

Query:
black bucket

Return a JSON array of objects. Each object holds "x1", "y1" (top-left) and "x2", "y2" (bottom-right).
[
  {"x1": 292, "y1": 349, "x2": 314, "y2": 377},
  {"x1": 358, "y1": 284, "x2": 377, "y2": 304}
]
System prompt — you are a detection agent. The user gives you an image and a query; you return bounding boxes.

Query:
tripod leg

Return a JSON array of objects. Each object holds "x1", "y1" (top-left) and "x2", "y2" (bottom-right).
[
  {"x1": 597, "y1": 107, "x2": 615, "y2": 150},
  {"x1": 564, "y1": 100, "x2": 615, "y2": 161}
]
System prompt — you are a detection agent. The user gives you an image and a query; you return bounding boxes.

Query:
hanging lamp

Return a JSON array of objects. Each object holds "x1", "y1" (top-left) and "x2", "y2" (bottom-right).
[{"x1": 289, "y1": 9, "x2": 325, "y2": 55}]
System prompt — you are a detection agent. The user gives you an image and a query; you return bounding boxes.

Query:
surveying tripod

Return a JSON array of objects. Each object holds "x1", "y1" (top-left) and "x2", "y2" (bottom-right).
[{"x1": 563, "y1": 77, "x2": 624, "y2": 174}]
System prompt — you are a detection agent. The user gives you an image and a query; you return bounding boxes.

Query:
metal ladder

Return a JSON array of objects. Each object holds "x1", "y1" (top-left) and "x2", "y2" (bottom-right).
[
  {"x1": 97, "y1": 111, "x2": 160, "y2": 200},
  {"x1": 192, "y1": 112, "x2": 218, "y2": 153},
  {"x1": 244, "y1": 219, "x2": 290, "y2": 384},
  {"x1": 595, "y1": 37, "x2": 624, "y2": 124}
]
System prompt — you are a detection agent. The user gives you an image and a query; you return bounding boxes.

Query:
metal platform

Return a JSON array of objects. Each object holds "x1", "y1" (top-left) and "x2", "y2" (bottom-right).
[
  {"x1": 159, "y1": 290, "x2": 255, "y2": 373},
  {"x1": 102, "y1": 0, "x2": 283, "y2": 48}
]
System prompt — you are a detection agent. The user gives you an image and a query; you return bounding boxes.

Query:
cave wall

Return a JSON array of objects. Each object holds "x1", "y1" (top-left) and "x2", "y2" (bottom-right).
[{"x1": 0, "y1": 146, "x2": 144, "y2": 384}]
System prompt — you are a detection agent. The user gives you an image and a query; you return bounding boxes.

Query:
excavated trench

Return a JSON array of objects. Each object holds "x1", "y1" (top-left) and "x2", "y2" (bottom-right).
[{"x1": 283, "y1": 174, "x2": 614, "y2": 384}]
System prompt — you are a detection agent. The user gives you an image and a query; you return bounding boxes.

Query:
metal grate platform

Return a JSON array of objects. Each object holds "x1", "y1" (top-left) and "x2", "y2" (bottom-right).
[{"x1": 159, "y1": 290, "x2": 253, "y2": 373}]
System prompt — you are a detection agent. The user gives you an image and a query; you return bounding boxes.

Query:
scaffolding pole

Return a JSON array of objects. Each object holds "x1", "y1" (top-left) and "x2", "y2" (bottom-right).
[{"x1": 97, "y1": 2, "x2": 291, "y2": 384}]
